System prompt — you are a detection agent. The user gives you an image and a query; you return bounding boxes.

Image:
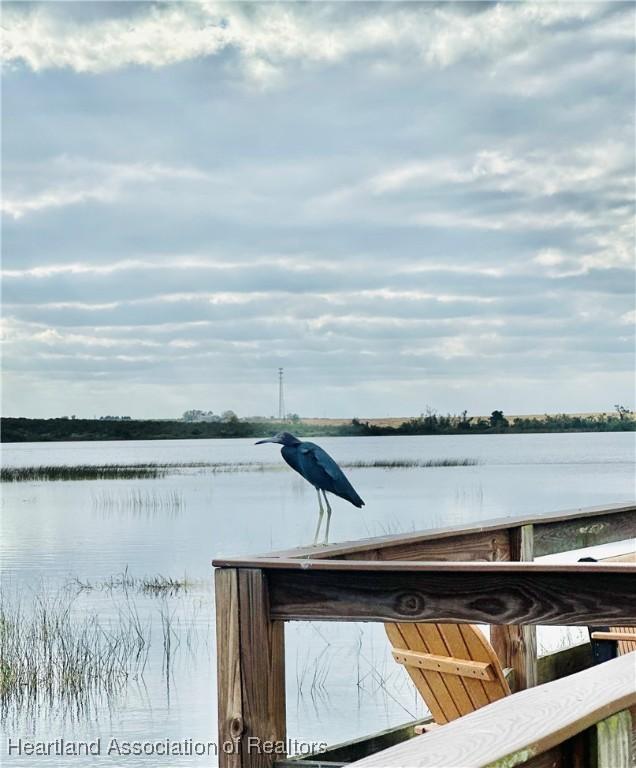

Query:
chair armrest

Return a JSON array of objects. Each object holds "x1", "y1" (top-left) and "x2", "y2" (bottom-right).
[
  {"x1": 392, "y1": 649, "x2": 495, "y2": 681},
  {"x1": 590, "y1": 631, "x2": 636, "y2": 642}
]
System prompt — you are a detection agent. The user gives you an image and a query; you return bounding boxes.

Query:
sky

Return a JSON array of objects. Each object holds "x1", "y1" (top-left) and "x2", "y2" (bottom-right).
[{"x1": 1, "y1": 1, "x2": 635, "y2": 419}]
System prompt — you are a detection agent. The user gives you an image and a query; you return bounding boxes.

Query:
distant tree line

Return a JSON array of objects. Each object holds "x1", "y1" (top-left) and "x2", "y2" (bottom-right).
[
  {"x1": 181, "y1": 409, "x2": 238, "y2": 423},
  {"x1": 1, "y1": 407, "x2": 633, "y2": 443},
  {"x1": 346, "y1": 408, "x2": 634, "y2": 436}
]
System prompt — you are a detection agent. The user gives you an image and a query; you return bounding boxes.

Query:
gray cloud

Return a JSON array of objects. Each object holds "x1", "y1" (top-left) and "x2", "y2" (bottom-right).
[{"x1": 1, "y1": 1, "x2": 634, "y2": 417}]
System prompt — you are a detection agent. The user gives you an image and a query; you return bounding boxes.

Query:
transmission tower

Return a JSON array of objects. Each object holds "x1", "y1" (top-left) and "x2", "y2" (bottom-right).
[{"x1": 278, "y1": 368, "x2": 286, "y2": 420}]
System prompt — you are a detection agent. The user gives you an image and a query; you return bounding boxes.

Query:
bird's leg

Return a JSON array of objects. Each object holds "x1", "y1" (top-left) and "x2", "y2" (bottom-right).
[
  {"x1": 322, "y1": 490, "x2": 332, "y2": 545},
  {"x1": 313, "y1": 488, "x2": 325, "y2": 546}
]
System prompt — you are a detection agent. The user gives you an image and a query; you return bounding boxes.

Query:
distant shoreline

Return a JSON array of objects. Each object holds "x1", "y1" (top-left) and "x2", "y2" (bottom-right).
[
  {"x1": 1, "y1": 413, "x2": 633, "y2": 443},
  {"x1": 279, "y1": 412, "x2": 628, "y2": 427}
]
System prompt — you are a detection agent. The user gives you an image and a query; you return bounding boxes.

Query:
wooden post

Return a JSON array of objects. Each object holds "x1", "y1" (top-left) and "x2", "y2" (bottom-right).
[
  {"x1": 595, "y1": 710, "x2": 632, "y2": 768},
  {"x1": 490, "y1": 525, "x2": 537, "y2": 691},
  {"x1": 216, "y1": 568, "x2": 243, "y2": 768},
  {"x1": 216, "y1": 567, "x2": 286, "y2": 768}
]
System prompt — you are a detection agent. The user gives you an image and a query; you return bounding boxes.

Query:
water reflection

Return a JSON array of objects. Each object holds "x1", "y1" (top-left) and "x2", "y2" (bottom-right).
[{"x1": 1, "y1": 433, "x2": 634, "y2": 765}]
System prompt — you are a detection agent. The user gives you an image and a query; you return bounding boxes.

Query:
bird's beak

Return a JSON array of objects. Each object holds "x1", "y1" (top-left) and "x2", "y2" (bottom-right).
[{"x1": 255, "y1": 438, "x2": 275, "y2": 445}]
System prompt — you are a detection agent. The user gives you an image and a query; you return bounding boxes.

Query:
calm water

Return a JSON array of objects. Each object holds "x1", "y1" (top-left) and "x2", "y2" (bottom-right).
[{"x1": 1, "y1": 433, "x2": 635, "y2": 765}]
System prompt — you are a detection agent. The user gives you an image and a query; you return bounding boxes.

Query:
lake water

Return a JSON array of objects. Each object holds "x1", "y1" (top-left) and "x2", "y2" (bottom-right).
[{"x1": 1, "y1": 432, "x2": 634, "y2": 766}]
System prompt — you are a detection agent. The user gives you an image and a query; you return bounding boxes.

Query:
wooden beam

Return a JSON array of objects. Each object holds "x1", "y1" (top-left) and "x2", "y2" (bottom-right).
[
  {"x1": 215, "y1": 559, "x2": 636, "y2": 574},
  {"x1": 345, "y1": 653, "x2": 636, "y2": 768},
  {"x1": 490, "y1": 525, "x2": 537, "y2": 691},
  {"x1": 534, "y1": 507, "x2": 636, "y2": 557},
  {"x1": 263, "y1": 563, "x2": 636, "y2": 625},
  {"x1": 334, "y1": 529, "x2": 511, "y2": 563},
  {"x1": 595, "y1": 710, "x2": 632, "y2": 768},
  {"x1": 215, "y1": 568, "x2": 286, "y2": 768},
  {"x1": 392, "y1": 649, "x2": 495, "y2": 680},
  {"x1": 213, "y1": 503, "x2": 635, "y2": 566},
  {"x1": 536, "y1": 642, "x2": 593, "y2": 685},
  {"x1": 276, "y1": 718, "x2": 432, "y2": 766}
]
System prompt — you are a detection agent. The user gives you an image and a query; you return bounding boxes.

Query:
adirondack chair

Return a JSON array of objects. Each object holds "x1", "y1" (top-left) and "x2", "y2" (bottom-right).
[{"x1": 385, "y1": 622, "x2": 511, "y2": 728}]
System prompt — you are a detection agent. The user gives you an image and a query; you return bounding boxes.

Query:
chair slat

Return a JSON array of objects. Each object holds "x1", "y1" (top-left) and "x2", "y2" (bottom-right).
[
  {"x1": 613, "y1": 626, "x2": 636, "y2": 654},
  {"x1": 385, "y1": 623, "x2": 450, "y2": 724},
  {"x1": 414, "y1": 624, "x2": 476, "y2": 718},
  {"x1": 457, "y1": 624, "x2": 510, "y2": 704},
  {"x1": 386, "y1": 622, "x2": 510, "y2": 724},
  {"x1": 392, "y1": 649, "x2": 495, "y2": 680},
  {"x1": 438, "y1": 623, "x2": 491, "y2": 710}
]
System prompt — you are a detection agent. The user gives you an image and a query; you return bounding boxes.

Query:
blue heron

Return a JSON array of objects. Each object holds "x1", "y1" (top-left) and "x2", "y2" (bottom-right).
[{"x1": 255, "y1": 432, "x2": 364, "y2": 545}]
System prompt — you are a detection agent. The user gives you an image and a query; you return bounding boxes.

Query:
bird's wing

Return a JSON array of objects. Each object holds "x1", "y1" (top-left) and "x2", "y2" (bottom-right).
[
  {"x1": 298, "y1": 443, "x2": 364, "y2": 507},
  {"x1": 280, "y1": 444, "x2": 304, "y2": 476},
  {"x1": 298, "y1": 443, "x2": 340, "y2": 482}
]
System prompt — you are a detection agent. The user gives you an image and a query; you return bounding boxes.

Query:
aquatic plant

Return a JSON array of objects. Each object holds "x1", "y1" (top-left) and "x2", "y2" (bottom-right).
[
  {"x1": 0, "y1": 578, "x2": 208, "y2": 725},
  {"x1": 68, "y1": 569, "x2": 193, "y2": 596},
  {"x1": 2, "y1": 457, "x2": 478, "y2": 482},
  {"x1": 91, "y1": 488, "x2": 185, "y2": 514},
  {"x1": 1, "y1": 461, "x2": 273, "y2": 482},
  {"x1": 345, "y1": 458, "x2": 479, "y2": 468},
  {"x1": 0, "y1": 590, "x2": 149, "y2": 717},
  {"x1": 1, "y1": 464, "x2": 164, "y2": 482}
]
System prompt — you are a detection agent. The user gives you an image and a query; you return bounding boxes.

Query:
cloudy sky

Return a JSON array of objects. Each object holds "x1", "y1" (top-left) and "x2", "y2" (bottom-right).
[{"x1": 2, "y1": 2, "x2": 634, "y2": 419}]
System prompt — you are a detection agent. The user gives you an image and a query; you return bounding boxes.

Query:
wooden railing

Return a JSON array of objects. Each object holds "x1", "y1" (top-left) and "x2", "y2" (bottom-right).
[
  {"x1": 347, "y1": 652, "x2": 636, "y2": 768},
  {"x1": 213, "y1": 502, "x2": 636, "y2": 768}
]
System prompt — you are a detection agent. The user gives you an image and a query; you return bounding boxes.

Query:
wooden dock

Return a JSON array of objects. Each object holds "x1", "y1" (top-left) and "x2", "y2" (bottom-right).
[{"x1": 213, "y1": 502, "x2": 636, "y2": 768}]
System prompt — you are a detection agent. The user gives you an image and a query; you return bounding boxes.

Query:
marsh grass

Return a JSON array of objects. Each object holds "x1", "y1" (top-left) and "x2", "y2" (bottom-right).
[
  {"x1": 1, "y1": 464, "x2": 165, "y2": 482},
  {"x1": 91, "y1": 488, "x2": 184, "y2": 514},
  {"x1": 0, "y1": 577, "x2": 208, "y2": 725},
  {"x1": 68, "y1": 568, "x2": 194, "y2": 596},
  {"x1": 0, "y1": 590, "x2": 150, "y2": 718},
  {"x1": 3, "y1": 457, "x2": 479, "y2": 482},
  {"x1": 345, "y1": 458, "x2": 478, "y2": 468},
  {"x1": 1, "y1": 461, "x2": 270, "y2": 482},
  {"x1": 141, "y1": 576, "x2": 192, "y2": 596}
]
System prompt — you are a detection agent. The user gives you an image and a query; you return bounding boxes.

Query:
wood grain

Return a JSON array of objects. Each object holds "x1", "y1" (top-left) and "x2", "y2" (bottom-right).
[
  {"x1": 346, "y1": 652, "x2": 636, "y2": 768},
  {"x1": 267, "y1": 566, "x2": 636, "y2": 625},
  {"x1": 536, "y1": 642, "x2": 592, "y2": 685},
  {"x1": 595, "y1": 710, "x2": 632, "y2": 768},
  {"x1": 491, "y1": 525, "x2": 538, "y2": 691},
  {"x1": 392, "y1": 649, "x2": 495, "y2": 680},
  {"x1": 386, "y1": 623, "x2": 454, "y2": 722},
  {"x1": 612, "y1": 626, "x2": 636, "y2": 655},
  {"x1": 591, "y1": 631, "x2": 636, "y2": 643},
  {"x1": 455, "y1": 624, "x2": 510, "y2": 704},
  {"x1": 442, "y1": 625, "x2": 493, "y2": 709},
  {"x1": 215, "y1": 568, "x2": 243, "y2": 768},
  {"x1": 215, "y1": 568, "x2": 286, "y2": 768},
  {"x1": 337, "y1": 530, "x2": 510, "y2": 563},
  {"x1": 215, "y1": 558, "x2": 636, "y2": 574},
  {"x1": 534, "y1": 508, "x2": 636, "y2": 557},
  {"x1": 386, "y1": 622, "x2": 510, "y2": 724},
  {"x1": 238, "y1": 569, "x2": 286, "y2": 768}
]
